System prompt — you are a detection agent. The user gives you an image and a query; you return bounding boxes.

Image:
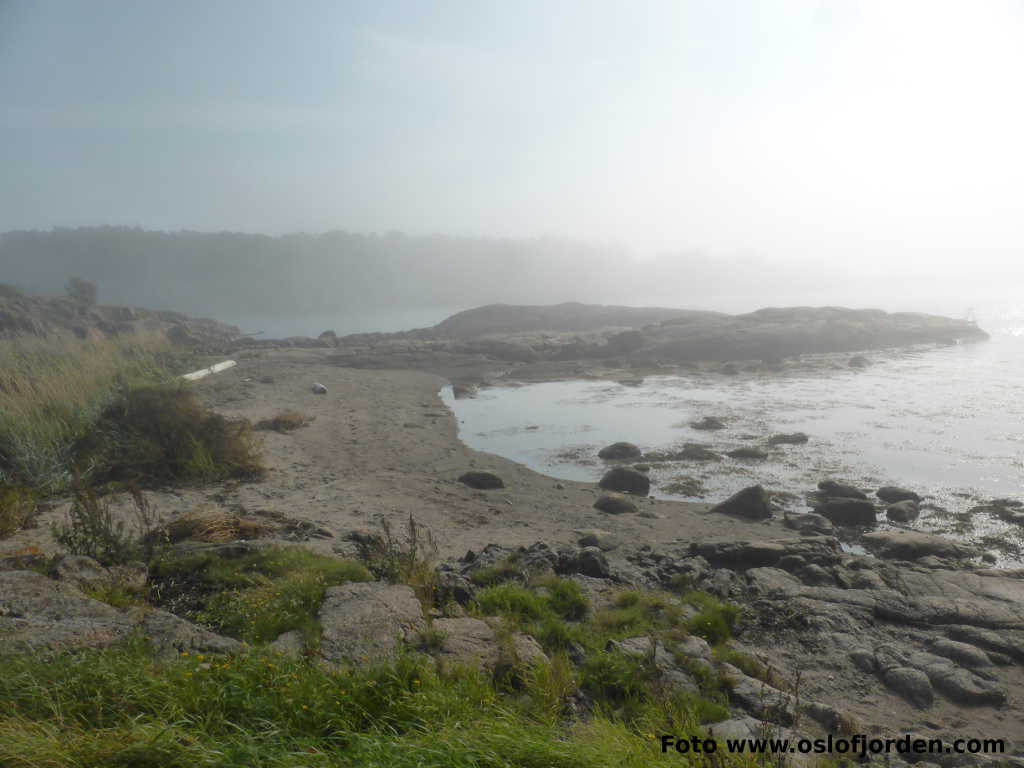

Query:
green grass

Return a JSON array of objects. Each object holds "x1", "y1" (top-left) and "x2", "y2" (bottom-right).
[
  {"x1": 0, "y1": 638, "x2": 753, "y2": 768},
  {"x1": 0, "y1": 333, "x2": 187, "y2": 491},
  {"x1": 0, "y1": 483, "x2": 36, "y2": 539},
  {"x1": 150, "y1": 547, "x2": 372, "y2": 645},
  {"x1": 682, "y1": 591, "x2": 741, "y2": 645}
]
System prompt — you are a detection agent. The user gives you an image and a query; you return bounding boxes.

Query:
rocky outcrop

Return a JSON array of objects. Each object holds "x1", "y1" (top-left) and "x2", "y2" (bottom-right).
[
  {"x1": 0, "y1": 570, "x2": 241, "y2": 657},
  {"x1": 318, "y1": 582, "x2": 426, "y2": 664},
  {"x1": 861, "y1": 531, "x2": 977, "y2": 561}
]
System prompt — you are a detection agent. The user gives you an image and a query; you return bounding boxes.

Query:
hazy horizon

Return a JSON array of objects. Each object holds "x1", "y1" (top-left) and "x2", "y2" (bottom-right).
[{"x1": 3, "y1": 1, "x2": 1023, "y2": 325}]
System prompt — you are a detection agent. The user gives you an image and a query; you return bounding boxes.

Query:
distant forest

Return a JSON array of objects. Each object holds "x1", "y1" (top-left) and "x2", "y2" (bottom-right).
[{"x1": 0, "y1": 227, "x2": 637, "y2": 318}]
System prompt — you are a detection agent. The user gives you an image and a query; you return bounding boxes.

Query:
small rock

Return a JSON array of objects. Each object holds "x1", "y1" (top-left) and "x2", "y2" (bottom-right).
[
  {"x1": 597, "y1": 442, "x2": 642, "y2": 460},
  {"x1": 709, "y1": 485, "x2": 772, "y2": 520},
  {"x1": 593, "y1": 494, "x2": 637, "y2": 515},
  {"x1": 815, "y1": 497, "x2": 877, "y2": 526},
  {"x1": 727, "y1": 447, "x2": 768, "y2": 460},
  {"x1": 311, "y1": 382, "x2": 328, "y2": 395},
  {"x1": 269, "y1": 629, "x2": 306, "y2": 656},
  {"x1": 886, "y1": 500, "x2": 921, "y2": 523},
  {"x1": 877, "y1": 486, "x2": 921, "y2": 503},
  {"x1": 451, "y1": 384, "x2": 478, "y2": 399},
  {"x1": 574, "y1": 547, "x2": 611, "y2": 579},
  {"x1": 690, "y1": 416, "x2": 726, "y2": 430},
  {"x1": 575, "y1": 529, "x2": 620, "y2": 551},
  {"x1": 818, "y1": 480, "x2": 867, "y2": 500},
  {"x1": 678, "y1": 443, "x2": 722, "y2": 461},
  {"x1": 848, "y1": 355, "x2": 870, "y2": 368},
  {"x1": 598, "y1": 467, "x2": 650, "y2": 496},
  {"x1": 768, "y1": 432, "x2": 809, "y2": 445},
  {"x1": 458, "y1": 471, "x2": 505, "y2": 490}
]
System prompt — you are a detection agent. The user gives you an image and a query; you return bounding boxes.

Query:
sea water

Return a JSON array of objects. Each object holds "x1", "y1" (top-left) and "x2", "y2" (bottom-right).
[{"x1": 443, "y1": 315, "x2": 1024, "y2": 565}]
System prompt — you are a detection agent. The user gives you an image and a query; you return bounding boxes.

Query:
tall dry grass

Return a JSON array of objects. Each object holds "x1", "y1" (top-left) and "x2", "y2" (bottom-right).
[{"x1": 0, "y1": 332, "x2": 184, "y2": 490}]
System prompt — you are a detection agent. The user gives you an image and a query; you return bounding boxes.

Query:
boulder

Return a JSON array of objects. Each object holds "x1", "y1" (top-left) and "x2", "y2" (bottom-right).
[
  {"x1": 883, "y1": 667, "x2": 934, "y2": 708},
  {"x1": 815, "y1": 498, "x2": 877, "y2": 526},
  {"x1": 886, "y1": 500, "x2": 921, "y2": 523},
  {"x1": 817, "y1": 480, "x2": 867, "y2": 500},
  {"x1": 458, "y1": 471, "x2": 505, "y2": 490},
  {"x1": 848, "y1": 355, "x2": 870, "y2": 368},
  {"x1": 709, "y1": 485, "x2": 772, "y2": 520},
  {"x1": 597, "y1": 442, "x2": 642, "y2": 460},
  {"x1": 862, "y1": 531, "x2": 976, "y2": 561},
  {"x1": 431, "y1": 617, "x2": 547, "y2": 669},
  {"x1": 727, "y1": 447, "x2": 768, "y2": 460},
  {"x1": 598, "y1": 467, "x2": 650, "y2": 496},
  {"x1": 677, "y1": 443, "x2": 722, "y2": 461},
  {"x1": 575, "y1": 529, "x2": 620, "y2": 551},
  {"x1": 929, "y1": 639, "x2": 992, "y2": 669},
  {"x1": 690, "y1": 416, "x2": 725, "y2": 430},
  {"x1": 877, "y1": 486, "x2": 921, "y2": 503},
  {"x1": 318, "y1": 582, "x2": 425, "y2": 664},
  {"x1": 593, "y1": 494, "x2": 638, "y2": 515},
  {"x1": 768, "y1": 432, "x2": 809, "y2": 445},
  {"x1": 559, "y1": 547, "x2": 611, "y2": 579}
]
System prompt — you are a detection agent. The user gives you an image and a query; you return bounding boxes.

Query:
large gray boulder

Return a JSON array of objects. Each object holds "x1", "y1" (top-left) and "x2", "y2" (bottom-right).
[
  {"x1": 815, "y1": 498, "x2": 877, "y2": 526},
  {"x1": 709, "y1": 485, "x2": 772, "y2": 520},
  {"x1": 883, "y1": 666, "x2": 934, "y2": 708},
  {"x1": 877, "y1": 486, "x2": 921, "y2": 503},
  {"x1": 598, "y1": 442, "x2": 642, "y2": 460},
  {"x1": 598, "y1": 467, "x2": 650, "y2": 496},
  {"x1": 318, "y1": 582, "x2": 426, "y2": 664},
  {"x1": 593, "y1": 494, "x2": 638, "y2": 515},
  {"x1": 430, "y1": 617, "x2": 547, "y2": 670}
]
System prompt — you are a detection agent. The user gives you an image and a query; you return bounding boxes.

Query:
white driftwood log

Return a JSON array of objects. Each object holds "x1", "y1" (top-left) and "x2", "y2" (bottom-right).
[{"x1": 182, "y1": 360, "x2": 237, "y2": 381}]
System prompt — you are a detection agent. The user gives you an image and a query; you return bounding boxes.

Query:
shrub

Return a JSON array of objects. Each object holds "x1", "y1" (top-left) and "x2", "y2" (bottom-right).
[
  {"x1": 356, "y1": 515, "x2": 438, "y2": 607},
  {"x1": 476, "y1": 583, "x2": 550, "y2": 625},
  {"x1": 0, "y1": 484, "x2": 36, "y2": 539},
  {"x1": 538, "y1": 577, "x2": 589, "y2": 621},
  {"x1": 0, "y1": 333, "x2": 183, "y2": 490},
  {"x1": 579, "y1": 650, "x2": 650, "y2": 705},
  {"x1": 77, "y1": 384, "x2": 264, "y2": 485},
  {"x1": 51, "y1": 486, "x2": 159, "y2": 566},
  {"x1": 253, "y1": 410, "x2": 313, "y2": 432}
]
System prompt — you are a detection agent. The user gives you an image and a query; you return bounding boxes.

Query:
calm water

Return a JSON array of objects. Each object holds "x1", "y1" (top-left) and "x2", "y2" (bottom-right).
[{"x1": 443, "y1": 324, "x2": 1024, "y2": 564}]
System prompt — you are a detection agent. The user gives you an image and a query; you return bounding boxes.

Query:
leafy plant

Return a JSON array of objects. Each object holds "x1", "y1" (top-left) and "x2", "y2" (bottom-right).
[{"x1": 51, "y1": 485, "x2": 159, "y2": 566}]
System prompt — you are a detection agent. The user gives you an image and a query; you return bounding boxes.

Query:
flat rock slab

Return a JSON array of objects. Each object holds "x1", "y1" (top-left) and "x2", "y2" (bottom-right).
[
  {"x1": 0, "y1": 570, "x2": 241, "y2": 657},
  {"x1": 319, "y1": 582, "x2": 426, "y2": 665},
  {"x1": 862, "y1": 531, "x2": 976, "y2": 561}
]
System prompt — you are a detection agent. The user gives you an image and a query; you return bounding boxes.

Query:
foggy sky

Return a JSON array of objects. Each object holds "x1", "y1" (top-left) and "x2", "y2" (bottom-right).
[{"x1": 2, "y1": 1, "x2": 1023, "y2": 284}]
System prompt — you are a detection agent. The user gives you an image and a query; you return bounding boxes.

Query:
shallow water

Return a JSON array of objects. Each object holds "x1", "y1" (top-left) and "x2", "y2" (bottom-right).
[{"x1": 443, "y1": 333, "x2": 1024, "y2": 565}]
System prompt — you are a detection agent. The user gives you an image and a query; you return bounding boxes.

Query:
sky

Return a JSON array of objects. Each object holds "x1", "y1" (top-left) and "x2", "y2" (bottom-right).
[{"x1": 2, "y1": 0, "x2": 1024, "y2": 272}]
